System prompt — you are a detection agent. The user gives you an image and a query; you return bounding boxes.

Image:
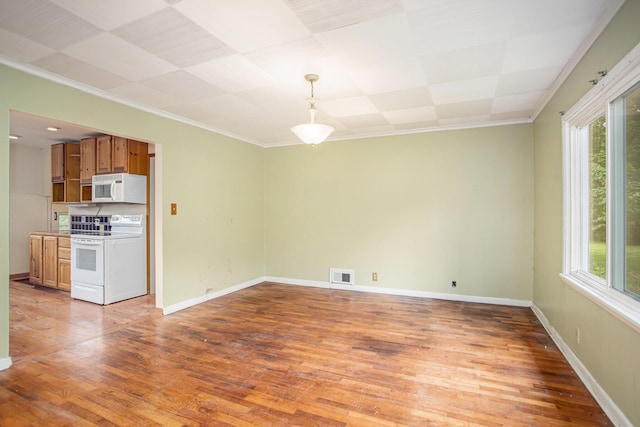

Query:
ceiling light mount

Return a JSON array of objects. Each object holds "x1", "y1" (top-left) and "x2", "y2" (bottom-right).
[{"x1": 291, "y1": 73, "x2": 334, "y2": 146}]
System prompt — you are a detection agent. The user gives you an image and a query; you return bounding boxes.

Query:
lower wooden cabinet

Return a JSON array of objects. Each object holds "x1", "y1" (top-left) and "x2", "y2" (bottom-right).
[
  {"x1": 29, "y1": 234, "x2": 43, "y2": 285},
  {"x1": 42, "y1": 236, "x2": 58, "y2": 287},
  {"x1": 29, "y1": 233, "x2": 71, "y2": 292},
  {"x1": 57, "y1": 237, "x2": 71, "y2": 291}
]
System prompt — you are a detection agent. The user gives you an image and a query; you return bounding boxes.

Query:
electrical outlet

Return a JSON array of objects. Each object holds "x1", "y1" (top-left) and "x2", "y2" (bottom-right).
[
  {"x1": 372, "y1": 272, "x2": 378, "y2": 281},
  {"x1": 575, "y1": 327, "x2": 580, "y2": 344},
  {"x1": 451, "y1": 281, "x2": 457, "y2": 287}
]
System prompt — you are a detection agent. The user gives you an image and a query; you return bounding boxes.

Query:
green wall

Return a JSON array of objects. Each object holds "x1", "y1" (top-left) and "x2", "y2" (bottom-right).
[
  {"x1": 265, "y1": 125, "x2": 534, "y2": 301},
  {"x1": 0, "y1": 65, "x2": 265, "y2": 360},
  {"x1": 533, "y1": 0, "x2": 640, "y2": 424}
]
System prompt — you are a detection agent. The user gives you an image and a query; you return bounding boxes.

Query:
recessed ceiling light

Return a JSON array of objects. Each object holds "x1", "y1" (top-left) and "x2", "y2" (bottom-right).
[
  {"x1": 9, "y1": 134, "x2": 20, "y2": 140},
  {"x1": 47, "y1": 126, "x2": 61, "y2": 132}
]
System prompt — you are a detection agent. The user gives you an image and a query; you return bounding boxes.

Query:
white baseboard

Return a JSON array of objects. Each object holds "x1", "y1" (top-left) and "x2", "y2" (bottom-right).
[
  {"x1": 0, "y1": 357, "x2": 12, "y2": 371},
  {"x1": 265, "y1": 276, "x2": 531, "y2": 307},
  {"x1": 531, "y1": 304, "x2": 632, "y2": 427},
  {"x1": 163, "y1": 276, "x2": 266, "y2": 315}
]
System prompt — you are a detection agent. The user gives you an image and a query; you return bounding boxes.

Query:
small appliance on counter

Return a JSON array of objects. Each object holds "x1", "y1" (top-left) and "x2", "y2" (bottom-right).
[{"x1": 70, "y1": 214, "x2": 146, "y2": 305}]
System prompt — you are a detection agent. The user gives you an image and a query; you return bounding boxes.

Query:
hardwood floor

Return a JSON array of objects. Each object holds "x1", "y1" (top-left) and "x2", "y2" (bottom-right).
[{"x1": 1, "y1": 281, "x2": 611, "y2": 426}]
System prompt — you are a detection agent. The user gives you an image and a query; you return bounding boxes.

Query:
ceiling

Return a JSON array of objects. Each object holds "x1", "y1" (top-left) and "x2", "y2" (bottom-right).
[{"x1": 1, "y1": 0, "x2": 624, "y2": 148}]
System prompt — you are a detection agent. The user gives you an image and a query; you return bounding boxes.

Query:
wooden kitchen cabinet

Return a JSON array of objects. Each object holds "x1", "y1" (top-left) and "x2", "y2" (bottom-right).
[
  {"x1": 29, "y1": 233, "x2": 70, "y2": 291},
  {"x1": 80, "y1": 137, "x2": 96, "y2": 202},
  {"x1": 57, "y1": 237, "x2": 71, "y2": 291},
  {"x1": 96, "y1": 135, "x2": 113, "y2": 174},
  {"x1": 96, "y1": 135, "x2": 148, "y2": 176},
  {"x1": 42, "y1": 236, "x2": 58, "y2": 287},
  {"x1": 29, "y1": 234, "x2": 43, "y2": 285},
  {"x1": 113, "y1": 138, "x2": 148, "y2": 175},
  {"x1": 51, "y1": 143, "x2": 65, "y2": 182},
  {"x1": 51, "y1": 142, "x2": 80, "y2": 203}
]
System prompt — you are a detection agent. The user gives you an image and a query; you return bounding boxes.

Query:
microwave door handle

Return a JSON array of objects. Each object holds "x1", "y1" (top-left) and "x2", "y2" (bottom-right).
[{"x1": 110, "y1": 181, "x2": 116, "y2": 199}]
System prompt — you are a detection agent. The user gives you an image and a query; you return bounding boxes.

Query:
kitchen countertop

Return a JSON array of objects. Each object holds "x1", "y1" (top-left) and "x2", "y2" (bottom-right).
[{"x1": 29, "y1": 231, "x2": 72, "y2": 237}]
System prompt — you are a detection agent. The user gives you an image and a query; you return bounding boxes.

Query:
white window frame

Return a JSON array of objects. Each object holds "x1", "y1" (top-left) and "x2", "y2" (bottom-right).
[{"x1": 561, "y1": 41, "x2": 640, "y2": 333}]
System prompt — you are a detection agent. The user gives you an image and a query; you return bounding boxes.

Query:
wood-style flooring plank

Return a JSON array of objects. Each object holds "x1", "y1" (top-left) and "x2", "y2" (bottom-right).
[{"x1": 1, "y1": 280, "x2": 612, "y2": 426}]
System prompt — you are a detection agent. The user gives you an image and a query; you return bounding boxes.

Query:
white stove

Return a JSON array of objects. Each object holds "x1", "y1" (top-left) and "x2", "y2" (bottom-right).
[{"x1": 71, "y1": 214, "x2": 146, "y2": 305}]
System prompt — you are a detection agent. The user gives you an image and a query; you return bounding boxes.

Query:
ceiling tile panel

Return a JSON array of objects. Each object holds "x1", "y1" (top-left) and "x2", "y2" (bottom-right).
[
  {"x1": 176, "y1": 0, "x2": 309, "y2": 53},
  {"x1": 438, "y1": 114, "x2": 490, "y2": 127},
  {"x1": 0, "y1": 28, "x2": 54, "y2": 63},
  {"x1": 314, "y1": 13, "x2": 416, "y2": 68},
  {"x1": 495, "y1": 67, "x2": 562, "y2": 97},
  {"x1": 430, "y1": 76, "x2": 499, "y2": 106},
  {"x1": 113, "y1": 8, "x2": 232, "y2": 68},
  {"x1": 63, "y1": 33, "x2": 178, "y2": 81},
  {"x1": 285, "y1": 0, "x2": 403, "y2": 33},
  {"x1": 370, "y1": 87, "x2": 433, "y2": 111},
  {"x1": 435, "y1": 99, "x2": 493, "y2": 120},
  {"x1": 186, "y1": 54, "x2": 276, "y2": 93},
  {"x1": 321, "y1": 96, "x2": 379, "y2": 118},
  {"x1": 382, "y1": 106, "x2": 437, "y2": 124},
  {"x1": 49, "y1": 0, "x2": 169, "y2": 30},
  {"x1": 491, "y1": 91, "x2": 546, "y2": 115},
  {"x1": 422, "y1": 42, "x2": 507, "y2": 84},
  {"x1": 141, "y1": 71, "x2": 224, "y2": 102},
  {"x1": 501, "y1": 24, "x2": 592, "y2": 74},
  {"x1": 337, "y1": 113, "x2": 390, "y2": 129},
  {"x1": 349, "y1": 56, "x2": 427, "y2": 95},
  {"x1": 510, "y1": 0, "x2": 610, "y2": 38},
  {"x1": 110, "y1": 82, "x2": 180, "y2": 108},
  {"x1": 408, "y1": 0, "x2": 514, "y2": 56},
  {"x1": 0, "y1": 0, "x2": 102, "y2": 49},
  {"x1": 32, "y1": 53, "x2": 129, "y2": 89}
]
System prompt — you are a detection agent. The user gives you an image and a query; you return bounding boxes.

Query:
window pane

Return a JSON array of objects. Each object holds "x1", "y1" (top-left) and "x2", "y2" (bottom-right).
[
  {"x1": 626, "y1": 84, "x2": 640, "y2": 298},
  {"x1": 589, "y1": 115, "x2": 607, "y2": 279}
]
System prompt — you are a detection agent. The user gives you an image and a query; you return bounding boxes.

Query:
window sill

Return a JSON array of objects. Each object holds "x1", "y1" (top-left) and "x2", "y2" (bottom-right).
[{"x1": 560, "y1": 273, "x2": 640, "y2": 333}]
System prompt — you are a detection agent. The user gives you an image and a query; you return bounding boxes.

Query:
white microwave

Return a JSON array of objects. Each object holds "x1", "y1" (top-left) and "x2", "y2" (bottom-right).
[{"x1": 92, "y1": 173, "x2": 146, "y2": 204}]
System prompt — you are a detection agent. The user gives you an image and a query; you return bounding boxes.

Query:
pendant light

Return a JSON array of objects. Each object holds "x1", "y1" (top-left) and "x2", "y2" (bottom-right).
[{"x1": 291, "y1": 74, "x2": 334, "y2": 145}]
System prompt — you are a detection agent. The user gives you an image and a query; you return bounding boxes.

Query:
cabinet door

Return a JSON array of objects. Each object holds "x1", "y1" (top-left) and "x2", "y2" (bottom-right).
[
  {"x1": 126, "y1": 140, "x2": 148, "y2": 175},
  {"x1": 29, "y1": 235, "x2": 42, "y2": 285},
  {"x1": 96, "y1": 135, "x2": 113, "y2": 174},
  {"x1": 51, "y1": 143, "x2": 65, "y2": 182},
  {"x1": 112, "y1": 136, "x2": 129, "y2": 173},
  {"x1": 58, "y1": 259, "x2": 71, "y2": 291},
  {"x1": 80, "y1": 137, "x2": 96, "y2": 184},
  {"x1": 42, "y1": 236, "x2": 58, "y2": 288}
]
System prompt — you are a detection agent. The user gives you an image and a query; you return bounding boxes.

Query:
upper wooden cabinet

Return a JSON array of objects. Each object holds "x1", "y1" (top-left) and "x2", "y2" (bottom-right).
[
  {"x1": 96, "y1": 135, "x2": 148, "y2": 176},
  {"x1": 51, "y1": 143, "x2": 65, "y2": 182},
  {"x1": 80, "y1": 137, "x2": 96, "y2": 185},
  {"x1": 51, "y1": 142, "x2": 80, "y2": 203},
  {"x1": 53, "y1": 135, "x2": 148, "y2": 204},
  {"x1": 96, "y1": 135, "x2": 113, "y2": 175}
]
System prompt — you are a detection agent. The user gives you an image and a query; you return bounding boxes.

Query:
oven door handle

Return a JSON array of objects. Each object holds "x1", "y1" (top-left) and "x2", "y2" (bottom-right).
[{"x1": 72, "y1": 240, "x2": 103, "y2": 246}]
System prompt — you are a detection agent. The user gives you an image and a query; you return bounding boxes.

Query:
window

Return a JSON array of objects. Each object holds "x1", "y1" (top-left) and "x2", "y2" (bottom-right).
[{"x1": 562, "y1": 42, "x2": 640, "y2": 331}]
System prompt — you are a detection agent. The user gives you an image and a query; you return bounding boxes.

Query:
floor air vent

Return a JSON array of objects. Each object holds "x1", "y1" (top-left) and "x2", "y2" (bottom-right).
[{"x1": 330, "y1": 268, "x2": 355, "y2": 285}]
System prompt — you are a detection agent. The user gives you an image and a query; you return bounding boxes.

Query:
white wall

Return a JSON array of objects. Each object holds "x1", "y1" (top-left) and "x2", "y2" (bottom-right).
[{"x1": 9, "y1": 143, "x2": 49, "y2": 275}]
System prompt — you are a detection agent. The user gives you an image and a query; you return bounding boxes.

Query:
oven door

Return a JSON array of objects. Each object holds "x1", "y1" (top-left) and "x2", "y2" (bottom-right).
[{"x1": 71, "y1": 237, "x2": 104, "y2": 286}]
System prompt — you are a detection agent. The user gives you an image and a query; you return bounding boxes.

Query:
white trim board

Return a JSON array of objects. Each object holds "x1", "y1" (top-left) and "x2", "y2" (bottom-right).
[
  {"x1": 0, "y1": 357, "x2": 12, "y2": 371},
  {"x1": 162, "y1": 276, "x2": 265, "y2": 315},
  {"x1": 163, "y1": 275, "x2": 532, "y2": 316},
  {"x1": 531, "y1": 304, "x2": 632, "y2": 427},
  {"x1": 265, "y1": 276, "x2": 532, "y2": 307}
]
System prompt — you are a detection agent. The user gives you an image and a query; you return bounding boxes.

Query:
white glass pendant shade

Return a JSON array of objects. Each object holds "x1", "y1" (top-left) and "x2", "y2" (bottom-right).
[
  {"x1": 291, "y1": 74, "x2": 334, "y2": 145},
  {"x1": 291, "y1": 105, "x2": 334, "y2": 145}
]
